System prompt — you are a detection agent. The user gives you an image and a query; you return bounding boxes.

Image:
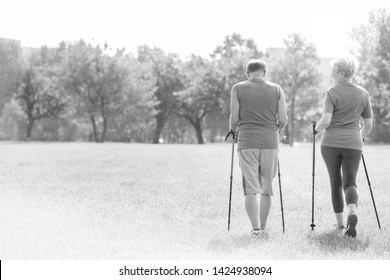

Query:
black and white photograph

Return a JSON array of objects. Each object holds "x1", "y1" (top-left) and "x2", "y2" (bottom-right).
[{"x1": 1, "y1": 0, "x2": 390, "y2": 279}]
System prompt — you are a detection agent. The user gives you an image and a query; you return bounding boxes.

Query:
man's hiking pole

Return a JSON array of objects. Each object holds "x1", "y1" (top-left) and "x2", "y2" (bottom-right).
[
  {"x1": 225, "y1": 130, "x2": 236, "y2": 231},
  {"x1": 310, "y1": 121, "x2": 316, "y2": 231},
  {"x1": 361, "y1": 153, "x2": 381, "y2": 229},
  {"x1": 278, "y1": 133, "x2": 287, "y2": 233},
  {"x1": 277, "y1": 154, "x2": 285, "y2": 234}
]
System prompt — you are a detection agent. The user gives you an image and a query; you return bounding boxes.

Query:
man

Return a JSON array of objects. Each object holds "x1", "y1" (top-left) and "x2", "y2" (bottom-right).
[{"x1": 229, "y1": 59, "x2": 288, "y2": 236}]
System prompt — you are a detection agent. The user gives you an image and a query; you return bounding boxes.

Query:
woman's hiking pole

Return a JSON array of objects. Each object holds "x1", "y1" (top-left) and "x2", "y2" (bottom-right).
[
  {"x1": 361, "y1": 154, "x2": 381, "y2": 229},
  {"x1": 310, "y1": 121, "x2": 316, "y2": 231},
  {"x1": 277, "y1": 157, "x2": 285, "y2": 233},
  {"x1": 225, "y1": 130, "x2": 236, "y2": 231}
]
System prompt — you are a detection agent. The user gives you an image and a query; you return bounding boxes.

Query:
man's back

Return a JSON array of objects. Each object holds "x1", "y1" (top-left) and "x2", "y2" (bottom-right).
[
  {"x1": 235, "y1": 78, "x2": 281, "y2": 150},
  {"x1": 236, "y1": 78, "x2": 280, "y2": 130}
]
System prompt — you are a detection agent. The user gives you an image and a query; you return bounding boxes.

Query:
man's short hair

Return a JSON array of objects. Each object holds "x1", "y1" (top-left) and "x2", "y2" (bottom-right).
[
  {"x1": 246, "y1": 59, "x2": 267, "y2": 73},
  {"x1": 332, "y1": 57, "x2": 359, "y2": 79}
]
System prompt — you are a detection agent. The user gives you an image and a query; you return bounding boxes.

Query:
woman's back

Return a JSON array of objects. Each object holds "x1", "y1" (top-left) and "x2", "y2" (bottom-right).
[
  {"x1": 327, "y1": 82, "x2": 371, "y2": 129},
  {"x1": 322, "y1": 82, "x2": 372, "y2": 151}
]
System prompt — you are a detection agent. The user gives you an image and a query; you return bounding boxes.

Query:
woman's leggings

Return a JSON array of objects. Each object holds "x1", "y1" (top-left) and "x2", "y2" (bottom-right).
[{"x1": 321, "y1": 146, "x2": 362, "y2": 213}]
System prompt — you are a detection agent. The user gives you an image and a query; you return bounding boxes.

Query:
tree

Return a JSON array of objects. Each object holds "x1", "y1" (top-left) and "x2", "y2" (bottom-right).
[
  {"x1": 174, "y1": 55, "x2": 224, "y2": 144},
  {"x1": 270, "y1": 34, "x2": 322, "y2": 145},
  {"x1": 15, "y1": 49, "x2": 66, "y2": 139},
  {"x1": 62, "y1": 40, "x2": 131, "y2": 142},
  {"x1": 0, "y1": 99, "x2": 26, "y2": 140},
  {"x1": 212, "y1": 33, "x2": 262, "y2": 60},
  {"x1": 161, "y1": 113, "x2": 194, "y2": 143},
  {"x1": 107, "y1": 54, "x2": 157, "y2": 142},
  {"x1": 137, "y1": 46, "x2": 183, "y2": 143},
  {"x1": 351, "y1": 8, "x2": 390, "y2": 142}
]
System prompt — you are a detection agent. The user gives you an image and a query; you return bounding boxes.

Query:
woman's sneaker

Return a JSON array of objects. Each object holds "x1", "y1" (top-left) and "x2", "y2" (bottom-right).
[{"x1": 344, "y1": 213, "x2": 358, "y2": 238}]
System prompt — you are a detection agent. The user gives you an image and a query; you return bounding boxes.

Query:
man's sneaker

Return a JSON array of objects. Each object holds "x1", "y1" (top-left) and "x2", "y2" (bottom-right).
[
  {"x1": 250, "y1": 229, "x2": 260, "y2": 237},
  {"x1": 345, "y1": 213, "x2": 358, "y2": 238}
]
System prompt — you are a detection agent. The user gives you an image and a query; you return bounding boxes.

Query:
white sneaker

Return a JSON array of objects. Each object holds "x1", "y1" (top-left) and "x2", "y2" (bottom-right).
[{"x1": 250, "y1": 229, "x2": 260, "y2": 237}]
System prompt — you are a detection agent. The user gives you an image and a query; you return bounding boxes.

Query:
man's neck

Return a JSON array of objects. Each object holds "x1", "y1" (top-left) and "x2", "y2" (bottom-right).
[
  {"x1": 249, "y1": 76, "x2": 265, "y2": 81},
  {"x1": 338, "y1": 78, "x2": 353, "y2": 84},
  {"x1": 248, "y1": 72, "x2": 265, "y2": 80}
]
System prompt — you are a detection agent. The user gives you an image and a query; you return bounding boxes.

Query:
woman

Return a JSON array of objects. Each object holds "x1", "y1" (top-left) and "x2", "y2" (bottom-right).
[{"x1": 315, "y1": 57, "x2": 373, "y2": 238}]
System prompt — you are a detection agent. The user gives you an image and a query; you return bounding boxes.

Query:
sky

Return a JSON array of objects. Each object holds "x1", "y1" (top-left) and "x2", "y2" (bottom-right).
[{"x1": 1, "y1": 0, "x2": 390, "y2": 59}]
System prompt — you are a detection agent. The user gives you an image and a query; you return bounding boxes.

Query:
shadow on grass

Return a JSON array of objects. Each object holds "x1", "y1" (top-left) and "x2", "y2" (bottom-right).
[
  {"x1": 308, "y1": 230, "x2": 370, "y2": 253},
  {"x1": 207, "y1": 231, "x2": 270, "y2": 253}
]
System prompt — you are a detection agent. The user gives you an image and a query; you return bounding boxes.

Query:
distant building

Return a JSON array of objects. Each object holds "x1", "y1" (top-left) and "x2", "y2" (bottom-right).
[
  {"x1": 21, "y1": 46, "x2": 40, "y2": 59},
  {"x1": 265, "y1": 47, "x2": 334, "y2": 86},
  {"x1": 319, "y1": 57, "x2": 334, "y2": 85},
  {"x1": 0, "y1": 37, "x2": 22, "y2": 113},
  {"x1": 0, "y1": 37, "x2": 41, "y2": 59},
  {"x1": 0, "y1": 37, "x2": 21, "y2": 47}
]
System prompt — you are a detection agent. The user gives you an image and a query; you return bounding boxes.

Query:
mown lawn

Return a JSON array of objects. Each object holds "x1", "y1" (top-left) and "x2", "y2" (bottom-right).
[{"x1": 0, "y1": 142, "x2": 389, "y2": 259}]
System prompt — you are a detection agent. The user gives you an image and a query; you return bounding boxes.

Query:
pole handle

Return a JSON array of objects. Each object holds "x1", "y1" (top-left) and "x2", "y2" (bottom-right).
[
  {"x1": 225, "y1": 130, "x2": 236, "y2": 142},
  {"x1": 312, "y1": 121, "x2": 317, "y2": 134}
]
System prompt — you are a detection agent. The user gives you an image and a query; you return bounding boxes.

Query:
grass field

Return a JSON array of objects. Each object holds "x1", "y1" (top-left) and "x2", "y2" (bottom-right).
[{"x1": 0, "y1": 142, "x2": 389, "y2": 260}]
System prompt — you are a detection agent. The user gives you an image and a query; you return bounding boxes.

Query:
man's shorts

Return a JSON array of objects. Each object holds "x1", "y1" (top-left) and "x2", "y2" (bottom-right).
[{"x1": 238, "y1": 149, "x2": 278, "y2": 196}]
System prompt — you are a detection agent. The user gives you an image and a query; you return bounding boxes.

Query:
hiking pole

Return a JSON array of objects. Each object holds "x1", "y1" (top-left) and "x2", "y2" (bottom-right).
[
  {"x1": 361, "y1": 154, "x2": 381, "y2": 229},
  {"x1": 278, "y1": 133, "x2": 287, "y2": 233},
  {"x1": 225, "y1": 130, "x2": 236, "y2": 231},
  {"x1": 278, "y1": 153, "x2": 285, "y2": 234},
  {"x1": 310, "y1": 121, "x2": 316, "y2": 231}
]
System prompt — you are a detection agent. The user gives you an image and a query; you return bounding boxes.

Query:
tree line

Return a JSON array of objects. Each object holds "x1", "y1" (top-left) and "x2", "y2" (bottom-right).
[{"x1": 0, "y1": 8, "x2": 389, "y2": 144}]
